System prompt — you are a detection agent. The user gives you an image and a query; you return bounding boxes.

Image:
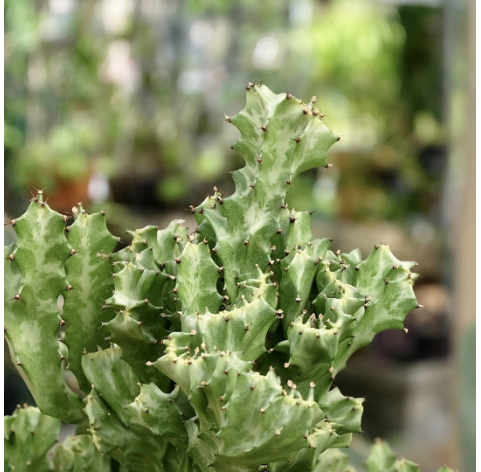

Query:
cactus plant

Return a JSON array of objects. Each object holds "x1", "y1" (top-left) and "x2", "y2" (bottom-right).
[
  {"x1": 4, "y1": 406, "x2": 455, "y2": 472},
  {"x1": 4, "y1": 84, "x2": 453, "y2": 472}
]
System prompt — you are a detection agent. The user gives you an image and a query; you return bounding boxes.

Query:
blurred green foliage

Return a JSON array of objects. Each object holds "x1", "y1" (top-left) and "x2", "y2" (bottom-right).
[{"x1": 5, "y1": 0, "x2": 444, "y2": 221}]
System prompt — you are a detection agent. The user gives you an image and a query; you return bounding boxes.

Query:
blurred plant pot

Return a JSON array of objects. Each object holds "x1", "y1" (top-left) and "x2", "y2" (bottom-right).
[{"x1": 37, "y1": 174, "x2": 92, "y2": 214}]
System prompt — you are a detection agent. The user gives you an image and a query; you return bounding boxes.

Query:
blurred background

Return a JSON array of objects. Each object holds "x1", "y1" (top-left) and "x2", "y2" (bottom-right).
[{"x1": 4, "y1": 0, "x2": 475, "y2": 470}]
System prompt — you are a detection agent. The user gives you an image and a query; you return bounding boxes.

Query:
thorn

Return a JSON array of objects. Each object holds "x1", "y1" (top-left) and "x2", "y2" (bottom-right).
[
  {"x1": 13, "y1": 294, "x2": 21, "y2": 301},
  {"x1": 292, "y1": 137, "x2": 301, "y2": 144},
  {"x1": 257, "y1": 158, "x2": 262, "y2": 163},
  {"x1": 27, "y1": 192, "x2": 38, "y2": 203},
  {"x1": 286, "y1": 92, "x2": 292, "y2": 100},
  {"x1": 70, "y1": 249, "x2": 76, "y2": 256},
  {"x1": 229, "y1": 144, "x2": 234, "y2": 149},
  {"x1": 38, "y1": 196, "x2": 50, "y2": 207},
  {"x1": 66, "y1": 285, "x2": 73, "y2": 291},
  {"x1": 261, "y1": 125, "x2": 267, "y2": 132},
  {"x1": 175, "y1": 258, "x2": 181, "y2": 264},
  {"x1": 337, "y1": 136, "x2": 341, "y2": 141},
  {"x1": 286, "y1": 180, "x2": 291, "y2": 185},
  {"x1": 224, "y1": 114, "x2": 231, "y2": 123},
  {"x1": 7, "y1": 254, "x2": 15, "y2": 261}
]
